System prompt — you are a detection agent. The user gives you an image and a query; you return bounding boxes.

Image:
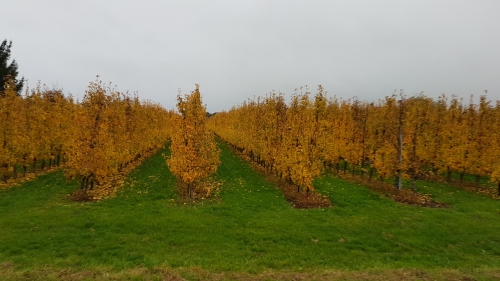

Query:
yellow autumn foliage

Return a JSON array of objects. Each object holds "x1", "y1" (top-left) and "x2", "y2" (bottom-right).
[{"x1": 166, "y1": 84, "x2": 220, "y2": 198}]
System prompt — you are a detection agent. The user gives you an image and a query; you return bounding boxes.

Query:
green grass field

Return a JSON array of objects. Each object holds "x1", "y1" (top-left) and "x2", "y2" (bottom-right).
[{"x1": 1, "y1": 141, "x2": 499, "y2": 280}]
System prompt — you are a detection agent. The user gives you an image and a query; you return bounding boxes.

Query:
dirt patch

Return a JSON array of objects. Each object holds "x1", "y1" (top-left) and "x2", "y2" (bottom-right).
[
  {"x1": 262, "y1": 172, "x2": 331, "y2": 209},
  {"x1": 224, "y1": 142, "x2": 331, "y2": 209},
  {"x1": 425, "y1": 175, "x2": 500, "y2": 200},
  {"x1": 0, "y1": 167, "x2": 59, "y2": 190},
  {"x1": 222, "y1": 139, "x2": 442, "y2": 209},
  {"x1": 68, "y1": 146, "x2": 165, "y2": 201},
  {"x1": 335, "y1": 173, "x2": 447, "y2": 208},
  {"x1": 174, "y1": 177, "x2": 224, "y2": 203},
  {"x1": 2, "y1": 266, "x2": 498, "y2": 281}
]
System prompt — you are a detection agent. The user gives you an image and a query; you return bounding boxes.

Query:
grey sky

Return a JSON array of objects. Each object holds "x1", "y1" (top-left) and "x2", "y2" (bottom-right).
[{"x1": 2, "y1": 0, "x2": 499, "y2": 112}]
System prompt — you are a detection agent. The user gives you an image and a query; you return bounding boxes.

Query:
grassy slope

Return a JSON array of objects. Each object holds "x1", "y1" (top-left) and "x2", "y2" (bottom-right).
[{"x1": 0, "y1": 141, "x2": 499, "y2": 279}]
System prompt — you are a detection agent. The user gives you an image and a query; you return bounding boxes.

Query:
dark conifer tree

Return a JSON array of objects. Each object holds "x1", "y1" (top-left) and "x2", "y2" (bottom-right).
[{"x1": 0, "y1": 39, "x2": 24, "y2": 96}]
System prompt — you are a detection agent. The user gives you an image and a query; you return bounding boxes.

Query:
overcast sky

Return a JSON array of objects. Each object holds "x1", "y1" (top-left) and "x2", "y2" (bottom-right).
[{"x1": 2, "y1": 0, "x2": 499, "y2": 112}]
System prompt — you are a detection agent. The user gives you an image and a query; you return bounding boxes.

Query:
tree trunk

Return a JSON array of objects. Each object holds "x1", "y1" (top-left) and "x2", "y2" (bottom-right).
[
  {"x1": 188, "y1": 182, "x2": 193, "y2": 199},
  {"x1": 2, "y1": 169, "x2": 7, "y2": 183},
  {"x1": 2, "y1": 164, "x2": 8, "y2": 182},
  {"x1": 343, "y1": 161, "x2": 347, "y2": 174},
  {"x1": 497, "y1": 182, "x2": 500, "y2": 197},
  {"x1": 459, "y1": 172, "x2": 465, "y2": 185},
  {"x1": 80, "y1": 176, "x2": 88, "y2": 191},
  {"x1": 397, "y1": 125, "x2": 403, "y2": 191},
  {"x1": 369, "y1": 167, "x2": 374, "y2": 181}
]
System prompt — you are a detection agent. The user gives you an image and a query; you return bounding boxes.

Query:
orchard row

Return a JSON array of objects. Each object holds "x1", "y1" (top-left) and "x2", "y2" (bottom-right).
[
  {"x1": 0, "y1": 79, "x2": 174, "y2": 198},
  {"x1": 208, "y1": 86, "x2": 500, "y2": 194},
  {"x1": 3, "y1": 80, "x2": 499, "y2": 198}
]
